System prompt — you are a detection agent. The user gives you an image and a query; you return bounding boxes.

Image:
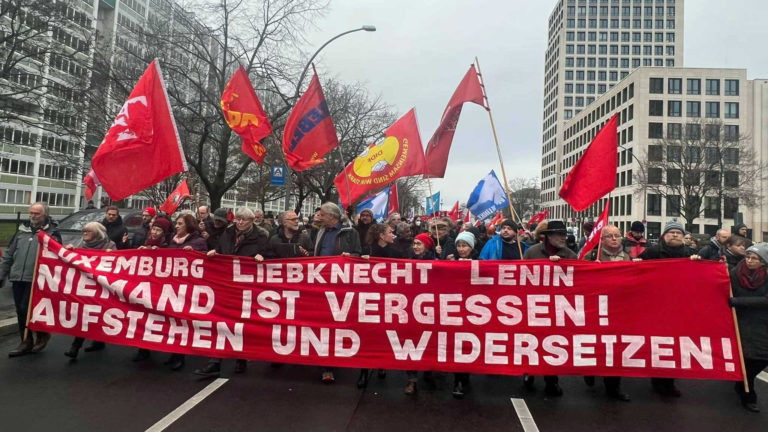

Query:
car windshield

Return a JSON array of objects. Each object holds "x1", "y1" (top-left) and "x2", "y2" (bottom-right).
[{"x1": 57, "y1": 211, "x2": 105, "y2": 230}]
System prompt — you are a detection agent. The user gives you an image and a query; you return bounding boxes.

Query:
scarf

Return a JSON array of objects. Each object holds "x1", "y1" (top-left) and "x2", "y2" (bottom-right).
[
  {"x1": 544, "y1": 237, "x2": 560, "y2": 256},
  {"x1": 235, "y1": 226, "x2": 253, "y2": 248},
  {"x1": 84, "y1": 236, "x2": 111, "y2": 250},
  {"x1": 145, "y1": 234, "x2": 166, "y2": 247},
  {"x1": 172, "y1": 233, "x2": 190, "y2": 245},
  {"x1": 736, "y1": 260, "x2": 767, "y2": 291}
]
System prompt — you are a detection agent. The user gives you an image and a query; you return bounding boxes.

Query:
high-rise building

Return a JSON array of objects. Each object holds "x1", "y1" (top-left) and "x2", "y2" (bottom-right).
[{"x1": 540, "y1": 0, "x2": 684, "y2": 217}]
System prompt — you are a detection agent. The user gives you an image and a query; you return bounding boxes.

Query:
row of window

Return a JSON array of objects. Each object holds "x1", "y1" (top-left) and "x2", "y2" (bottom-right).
[
  {"x1": 567, "y1": 5, "x2": 675, "y2": 18},
  {"x1": 35, "y1": 191, "x2": 75, "y2": 207},
  {"x1": 0, "y1": 158, "x2": 75, "y2": 181},
  {"x1": 647, "y1": 195, "x2": 738, "y2": 219},
  {"x1": 649, "y1": 77, "x2": 740, "y2": 96},
  {"x1": 43, "y1": 108, "x2": 81, "y2": 129},
  {"x1": 647, "y1": 145, "x2": 740, "y2": 164},
  {"x1": 649, "y1": 100, "x2": 739, "y2": 119},
  {"x1": 51, "y1": 27, "x2": 88, "y2": 53},
  {"x1": 122, "y1": 0, "x2": 147, "y2": 17},
  {"x1": 41, "y1": 135, "x2": 80, "y2": 155},
  {"x1": 646, "y1": 168, "x2": 739, "y2": 189},
  {"x1": 567, "y1": 18, "x2": 676, "y2": 30},
  {"x1": 0, "y1": 188, "x2": 32, "y2": 205},
  {"x1": 49, "y1": 53, "x2": 87, "y2": 78},
  {"x1": 565, "y1": 84, "x2": 635, "y2": 139},
  {"x1": 5, "y1": 69, "x2": 43, "y2": 89},
  {"x1": 565, "y1": 57, "x2": 673, "y2": 69},
  {"x1": 566, "y1": 44, "x2": 674, "y2": 56},
  {"x1": 566, "y1": 30, "x2": 676, "y2": 43},
  {"x1": 648, "y1": 123, "x2": 740, "y2": 141}
]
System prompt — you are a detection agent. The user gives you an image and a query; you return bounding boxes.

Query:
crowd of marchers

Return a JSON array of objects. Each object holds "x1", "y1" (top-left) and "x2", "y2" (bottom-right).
[{"x1": 1, "y1": 202, "x2": 766, "y2": 412}]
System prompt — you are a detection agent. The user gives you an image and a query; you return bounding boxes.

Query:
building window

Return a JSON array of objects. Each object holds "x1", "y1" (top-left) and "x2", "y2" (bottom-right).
[
  {"x1": 705, "y1": 102, "x2": 720, "y2": 118},
  {"x1": 686, "y1": 101, "x2": 700, "y2": 118},
  {"x1": 724, "y1": 79, "x2": 739, "y2": 96},
  {"x1": 648, "y1": 194, "x2": 662, "y2": 216},
  {"x1": 706, "y1": 79, "x2": 720, "y2": 95},
  {"x1": 668, "y1": 78, "x2": 681, "y2": 94},
  {"x1": 687, "y1": 79, "x2": 701, "y2": 95},
  {"x1": 649, "y1": 100, "x2": 663, "y2": 116},
  {"x1": 667, "y1": 124, "x2": 682, "y2": 140},
  {"x1": 724, "y1": 197, "x2": 739, "y2": 219},
  {"x1": 724, "y1": 125, "x2": 740, "y2": 142},
  {"x1": 724, "y1": 148, "x2": 740, "y2": 164},
  {"x1": 668, "y1": 100, "x2": 681, "y2": 117},
  {"x1": 725, "y1": 102, "x2": 739, "y2": 119},
  {"x1": 666, "y1": 196, "x2": 681, "y2": 217},
  {"x1": 667, "y1": 145, "x2": 682, "y2": 162},
  {"x1": 649, "y1": 78, "x2": 663, "y2": 94},
  {"x1": 686, "y1": 124, "x2": 702, "y2": 141},
  {"x1": 648, "y1": 167, "x2": 663, "y2": 184},
  {"x1": 648, "y1": 145, "x2": 664, "y2": 162},
  {"x1": 667, "y1": 169, "x2": 681, "y2": 185},
  {"x1": 724, "y1": 171, "x2": 739, "y2": 188},
  {"x1": 648, "y1": 122, "x2": 663, "y2": 138},
  {"x1": 704, "y1": 197, "x2": 720, "y2": 219}
]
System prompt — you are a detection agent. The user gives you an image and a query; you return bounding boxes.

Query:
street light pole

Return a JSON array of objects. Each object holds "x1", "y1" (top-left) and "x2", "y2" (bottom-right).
[{"x1": 293, "y1": 25, "x2": 376, "y2": 100}]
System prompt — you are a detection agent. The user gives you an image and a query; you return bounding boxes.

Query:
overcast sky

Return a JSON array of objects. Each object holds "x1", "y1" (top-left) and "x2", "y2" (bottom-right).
[{"x1": 304, "y1": 0, "x2": 768, "y2": 211}]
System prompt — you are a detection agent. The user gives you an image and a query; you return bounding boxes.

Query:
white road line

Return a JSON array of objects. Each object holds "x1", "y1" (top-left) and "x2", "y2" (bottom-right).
[
  {"x1": 0, "y1": 318, "x2": 16, "y2": 328},
  {"x1": 145, "y1": 378, "x2": 229, "y2": 432},
  {"x1": 510, "y1": 398, "x2": 539, "y2": 432},
  {"x1": 758, "y1": 372, "x2": 768, "y2": 384}
]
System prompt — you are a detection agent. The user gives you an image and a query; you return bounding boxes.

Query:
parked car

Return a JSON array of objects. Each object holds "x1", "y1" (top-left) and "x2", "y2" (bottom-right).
[{"x1": 57, "y1": 208, "x2": 144, "y2": 248}]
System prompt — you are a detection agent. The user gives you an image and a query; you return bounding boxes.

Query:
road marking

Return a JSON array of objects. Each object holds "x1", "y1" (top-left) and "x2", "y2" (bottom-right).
[
  {"x1": 145, "y1": 378, "x2": 229, "y2": 432},
  {"x1": 510, "y1": 398, "x2": 539, "y2": 432},
  {"x1": 0, "y1": 318, "x2": 16, "y2": 329},
  {"x1": 758, "y1": 372, "x2": 768, "y2": 384}
]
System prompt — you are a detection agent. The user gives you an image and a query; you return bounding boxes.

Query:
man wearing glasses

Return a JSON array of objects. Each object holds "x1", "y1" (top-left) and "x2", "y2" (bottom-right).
[
  {"x1": 0, "y1": 202, "x2": 61, "y2": 357},
  {"x1": 269, "y1": 210, "x2": 313, "y2": 258}
]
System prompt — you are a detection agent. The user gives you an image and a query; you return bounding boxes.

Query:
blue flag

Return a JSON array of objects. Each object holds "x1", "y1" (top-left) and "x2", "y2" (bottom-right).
[
  {"x1": 466, "y1": 170, "x2": 508, "y2": 220},
  {"x1": 356, "y1": 188, "x2": 390, "y2": 222},
  {"x1": 425, "y1": 191, "x2": 440, "y2": 216}
]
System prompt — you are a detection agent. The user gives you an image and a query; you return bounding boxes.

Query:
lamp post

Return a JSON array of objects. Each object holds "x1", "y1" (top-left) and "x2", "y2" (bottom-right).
[{"x1": 293, "y1": 25, "x2": 376, "y2": 99}]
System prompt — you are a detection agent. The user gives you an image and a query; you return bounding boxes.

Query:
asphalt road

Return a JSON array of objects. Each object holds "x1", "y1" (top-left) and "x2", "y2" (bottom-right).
[{"x1": 0, "y1": 333, "x2": 765, "y2": 431}]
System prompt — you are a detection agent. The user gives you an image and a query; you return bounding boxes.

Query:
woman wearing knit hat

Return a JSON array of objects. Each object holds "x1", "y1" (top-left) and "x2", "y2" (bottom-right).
[
  {"x1": 403, "y1": 233, "x2": 436, "y2": 395},
  {"x1": 728, "y1": 243, "x2": 768, "y2": 412},
  {"x1": 448, "y1": 230, "x2": 479, "y2": 398},
  {"x1": 139, "y1": 217, "x2": 171, "y2": 249}
]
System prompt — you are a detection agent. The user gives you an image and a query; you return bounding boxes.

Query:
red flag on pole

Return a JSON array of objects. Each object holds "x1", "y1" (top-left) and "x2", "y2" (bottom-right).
[
  {"x1": 334, "y1": 109, "x2": 425, "y2": 208},
  {"x1": 578, "y1": 200, "x2": 611, "y2": 260},
  {"x1": 83, "y1": 169, "x2": 99, "y2": 201},
  {"x1": 528, "y1": 209, "x2": 550, "y2": 227},
  {"x1": 159, "y1": 179, "x2": 191, "y2": 215},
  {"x1": 424, "y1": 65, "x2": 486, "y2": 178},
  {"x1": 90, "y1": 60, "x2": 187, "y2": 201},
  {"x1": 463, "y1": 209, "x2": 471, "y2": 224},
  {"x1": 448, "y1": 201, "x2": 459, "y2": 222},
  {"x1": 282, "y1": 72, "x2": 339, "y2": 171},
  {"x1": 221, "y1": 66, "x2": 273, "y2": 165},
  {"x1": 558, "y1": 114, "x2": 618, "y2": 211},
  {"x1": 388, "y1": 183, "x2": 399, "y2": 215}
]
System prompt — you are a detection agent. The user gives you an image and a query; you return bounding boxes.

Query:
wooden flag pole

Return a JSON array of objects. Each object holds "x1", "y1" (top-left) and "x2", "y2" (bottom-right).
[
  {"x1": 474, "y1": 57, "x2": 523, "y2": 259},
  {"x1": 23, "y1": 233, "x2": 43, "y2": 342},
  {"x1": 724, "y1": 263, "x2": 750, "y2": 393},
  {"x1": 425, "y1": 178, "x2": 441, "y2": 250},
  {"x1": 596, "y1": 196, "x2": 611, "y2": 261}
]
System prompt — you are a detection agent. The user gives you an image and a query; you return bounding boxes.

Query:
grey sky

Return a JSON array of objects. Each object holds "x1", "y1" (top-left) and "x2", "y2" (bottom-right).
[{"x1": 304, "y1": 0, "x2": 768, "y2": 211}]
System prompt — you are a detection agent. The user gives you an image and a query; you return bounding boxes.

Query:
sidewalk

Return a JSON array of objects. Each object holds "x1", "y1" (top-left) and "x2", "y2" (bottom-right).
[{"x1": 0, "y1": 282, "x2": 16, "y2": 337}]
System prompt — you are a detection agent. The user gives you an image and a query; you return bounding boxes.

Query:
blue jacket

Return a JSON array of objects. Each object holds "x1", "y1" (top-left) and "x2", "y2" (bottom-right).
[{"x1": 479, "y1": 235, "x2": 529, "y2": 260}]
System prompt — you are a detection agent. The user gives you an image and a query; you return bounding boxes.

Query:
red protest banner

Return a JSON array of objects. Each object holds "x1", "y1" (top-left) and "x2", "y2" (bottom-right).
[{"x1": 29, "y1": 233, "x2": 742, "y2": 381}]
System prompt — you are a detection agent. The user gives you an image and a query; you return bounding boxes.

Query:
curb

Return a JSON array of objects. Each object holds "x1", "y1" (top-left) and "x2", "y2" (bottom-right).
[{"x1": 0, "y1": 318, "x2": 17, "y2": 337}]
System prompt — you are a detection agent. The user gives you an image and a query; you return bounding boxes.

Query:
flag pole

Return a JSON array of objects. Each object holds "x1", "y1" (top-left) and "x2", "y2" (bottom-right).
[
  {"x1": 474, "y1": 57, "x2": 523, "y2": 259},
  {"x1": 319, "y1": 62, "x2": 353, "y2": 214},
  {"x1": 725, "y1": 263, "x2": 750, "y2": 392},
  {"x1": 596, "y1": 196, "x2": 610, "y2": 261},
  {"x1": 425, "y1": 178, "x2": 441, "y2": 250}
]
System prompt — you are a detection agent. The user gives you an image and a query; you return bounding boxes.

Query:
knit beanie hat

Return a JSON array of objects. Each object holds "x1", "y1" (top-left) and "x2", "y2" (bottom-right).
[
  {"x1": 631, "y1": 221, "x2": 645, "y2": 233},
  {"x1": 746, "y1": 243, "x2": 768, "y2": 264},
  {"x1": 213, "y1": 208, "x2": 229, "y2": 222},
  {"x1": 662, "y1": 221, "x2": 685, "y2": 235},
  {"x1": 414, "y1": 233, "x2": 435, "y2": 251},
  {"x1": 152, "y1": 217, "x2": 171, "y2": 234},
  {"x1": 455, "y1": 231, "x2": 476, "y2": 249}
]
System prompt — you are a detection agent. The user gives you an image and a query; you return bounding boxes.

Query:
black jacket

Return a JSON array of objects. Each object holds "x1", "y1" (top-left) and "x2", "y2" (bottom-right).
[
  {"x1": 698, "y1": 237, "x2": 725, "y2": 261},
  {"x1": 101, "y1": 216, "x2": 129, "y2": 250},
  {"x1": 638, "y1": 240, "x2": 693, "y2": 260},
  {"x1": 431, "y1": 234, "x2": 456, "y2": 260},
  {"x1": 269, "y1": 229, "x2": 314, "y2": 258},
  {"x1": 215, "y1": 224, "x2": 271, "y2": 257},
  {"x1": 364, "y1": 242, "x2": 403, "y2": 258},
  {"x1": 730, "y1": 264, "x2": 768, "y2": 360},
  {"x1": 314, "y1": 222, "x2": 361, "y2": 257}
]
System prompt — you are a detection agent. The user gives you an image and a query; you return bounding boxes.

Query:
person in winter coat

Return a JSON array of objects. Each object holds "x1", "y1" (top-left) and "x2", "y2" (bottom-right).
[
  {"x1": 698, "y1": 229, "x2": 731, "y2": 261},
  {"x1": 522, "y1": 220, "x2": 576, "y2": 397},
  {"x1": 449, "y1": 231, "x2": 479, "y2": 399},
  {"x1": 1, "y1": 202, "x2": 61, "y2": 357},
  {"x1": 101, "y1": 206, "x2": 130, "y2": 249},
  {"x1": 131, "y1": 207, "x2": 156, "y2": 248},
  {"x1": 723, "y1": 235, "x2": 747, "y2": 272},
  {"x1": 622, "y1": 221, "x2": 647, "y2": 258},
  {"x1": 363, "y1": 223, "x2": 403, "y2": 259},
  {"x1": 313, "y1": 203, "x2": 362, "y2": 384},
  {"x1": 638, "y1": 221, "x2": 696, "y2": 397},
  {"x1": 430, "y1": 219, "x2": 457, "y2": 260},
  {"x1": 581, "y1": 225, "x2": 631, "y2": 402},
  {"x1": 202, "y1": 208, "x2": 229, "y2": 250},
  {"x1": 268, "y1": 210, "x2": 313, "y2": 258},
  {"x1": 355, "y1": 209, "x2": 375, "y2": 248},
  {"x1": 63, "y1": 222, "x2": 116, "y2": 359},
  {"x1": 392, "y1": 222, "x2": 414, "y2": 257},
  {"x1": 479, "y1": 219, "x2": 528, "y2": 260},
  {"x1": 728, "y1": 243, "x2": 768, "y2": 412},
  {"x1": 733, "y1": 223, "x2": 754, "y2": 248},
  {"x1": 403, "y1": 233, "x2": 436, "y2": 395},
  {"x1": 194, "y1": 207, "x2": 271, "y2": 378}
]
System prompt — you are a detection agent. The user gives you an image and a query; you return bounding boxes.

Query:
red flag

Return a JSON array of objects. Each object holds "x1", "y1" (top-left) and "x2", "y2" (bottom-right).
[
  {"x1": 424, "y1": 65, "x2": 485, "y2": 178},
  {"x1": 388, "y1": 183, "x2": 399, "y2": 215},
  {"x1": 463, "y1": 209, "x2": 471, "y2": 224},
  {"x1": 221, "y1": 66, "x2": 273, "y2": 165},
  {"x1": 527, "y1": 209, "x2": 550, "y2": 227},
  {"x1": 159, "y1": 180, "x2": 191, "y2": 214},
  {"x1": 448, "y1": 201, "x2": 459, "y2": 222},
  {"x1": 334, "y1": 109, "x2": 425, "y2": 208},
  {"x1": 559, "y1": 114, "x2": 618, "y2": 211},
  {"x1": 282, "y1": 72, "x2": 339, "y2": 171},
  {"x1": 90, "y1": 60, "x2": 187, "y2": 201},
  {"x1": 83, "y1": 169, "x2": 99, "y2": 201},
  {"x1": 578, "y1": 201, "x2": 611, "y2": 260}
]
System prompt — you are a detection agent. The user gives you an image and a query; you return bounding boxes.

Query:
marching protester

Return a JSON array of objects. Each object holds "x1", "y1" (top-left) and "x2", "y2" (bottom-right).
[
  {"x1": 430, "y1": 218, "x2": 457, "y2": 260},
  {"x1": 622, "y1": 221, "x2": 647, "y2": 258},
  {"x1": 479, "y1": 219, "x2": 527, "y2": 260},
  {"x1": 733, "y1": 224, "x2": 754, "y2": 248},
  {"x1": 393, "y1": 222, "x2": 414, "y2": 257},
  {"x1": 313, "y1": 202, "x2": 361, "y2": 384},
  {"x1": 577, "y1": 221, "x2": 594, "y2": 251},
  {"x1": 63, "y1": 222, "x2": 116, "y2": 360},
  {"x1": 522, "y1": 220, "x2": 576, "y2": 397},
  {"x1": 203, "y1": 208, "x2": 230, "y2": 250},
  {"x1": 450, "y1": 230, "x2": 479, "y2": 398},
  {"x1": 683, "y1": 233, "x2": 699, "y2": 253},
  {"x1": 131, "y1": 207, "x2": 156, "y2": 248},
  {"x1": 363, "y1": 223, "x2": 402, "y2": 259},
  {"x1": 638, "y1": 221, "x2": 696, "y2": 397},
  {"x1": 269, "y1": 210, "x2": 313, "y2": 258},
  {"x1": 403, "y1": 232, "x2": 436, "y2": 395},
  {"x1": 698, "y1": 229, "x2": 731, "y2": 261},
  {"x1": 102, "y1": 206, "x2": 131, "y2": 249},
  {"x1": 386, "y1": 212, "x2": 401, "y2": 231},
  {"x1": 582, "y1": 225, "x2": 632, "y2": 402},
  {"x1": 197, "y1": 205, "x2": 215, "y2": 234},
  {"x1": 309, "y1": 207, "x2": 324, "y2": 245},
  {"x1": 355, "y1": 209, "x2": 375, "y2": 247},
  {"x1": 1, "y1": 203, "x2": 61, "y2": 357},
  {"x1": 195, "y1": 207, "x2": 271, "y2": 378},
  {"x1": 532, "y1": 220, "x2": 548, "y2": 244},
  {"x1": 724, "y1": 235, "x2": 747, "y2": 271},
  {"x1": 728, "y1": 243, "x2": 768, "y2": 412}
]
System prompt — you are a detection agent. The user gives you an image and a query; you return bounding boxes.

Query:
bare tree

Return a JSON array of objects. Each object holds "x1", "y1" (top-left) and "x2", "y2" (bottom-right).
[
  {"x1": 634, "y1": 119, "x2": 765, "y2": 231},
  {"x1": 507, "y1": 177, "x2": 541, "y2": 221}
]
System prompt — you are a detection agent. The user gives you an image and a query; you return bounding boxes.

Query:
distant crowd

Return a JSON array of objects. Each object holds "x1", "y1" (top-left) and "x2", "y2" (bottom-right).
[{"x1": 1, "y1": 201, "x2": 766, "y2": 412}]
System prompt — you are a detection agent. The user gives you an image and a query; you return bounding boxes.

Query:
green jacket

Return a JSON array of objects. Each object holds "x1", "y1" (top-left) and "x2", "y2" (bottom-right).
[{"x1": 0, "y1": 219, "x2": 61, "y2": 282}]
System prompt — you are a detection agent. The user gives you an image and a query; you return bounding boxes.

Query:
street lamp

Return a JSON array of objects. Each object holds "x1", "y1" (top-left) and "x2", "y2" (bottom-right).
[{"x1": 294, "y1": 25, "x2": 376, "y2": 99}]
